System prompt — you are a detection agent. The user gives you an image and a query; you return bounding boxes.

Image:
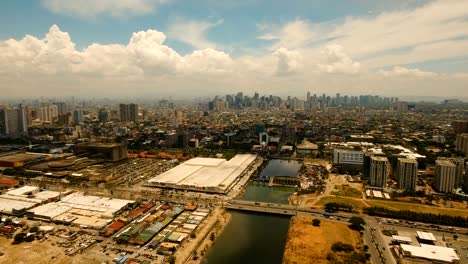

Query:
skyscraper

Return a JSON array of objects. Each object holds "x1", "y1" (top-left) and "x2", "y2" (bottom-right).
[
  {"x1": 456, "y1": 133, "x2": 468, "y2": 157},
  {"x1": 73, "y1": 109, "x2": 83, "y2": 125},
  {"x1": 397, "y1": 158, "x2": 418, "y2": 191},
  {"x1": 0, "y1": 105, "x2": 28, "y2": 138},
  {"x1": 369, "y1": 156, "x2": 388, "y2": 188},
  {"x1": 119, "y1": 103, "x2": 138, "y2": 122},
  {"x1": 435, "y1": 159, "x2": 456, "y2": 193},
  {"x1": 54, "y1": 102, "x2": 67, "y2": 115}
]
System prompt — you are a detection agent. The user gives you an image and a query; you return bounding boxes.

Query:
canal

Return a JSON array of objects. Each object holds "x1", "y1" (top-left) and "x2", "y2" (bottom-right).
[{"x1": 204, "y1": 159, "x2": 302, "y2": 264}]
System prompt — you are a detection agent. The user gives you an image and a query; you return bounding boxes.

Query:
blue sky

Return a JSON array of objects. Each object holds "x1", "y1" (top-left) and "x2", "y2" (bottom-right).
[{"x1": 0, "y1": 0, "x2": 467, "y2": 98}]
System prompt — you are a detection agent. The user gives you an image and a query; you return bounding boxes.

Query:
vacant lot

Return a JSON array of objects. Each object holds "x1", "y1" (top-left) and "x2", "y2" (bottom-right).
[
  {"x1": 282, "y1": 216, "x2": 362, "y2": 264},
  {"x1": 331, "y1": 185, "x2": 363, "y2": 198},
  {"x1": 0, "y1": 237, "x2": 105, "y2": 264},
  {"x1": 316, "y1": 196, "x2": 368, "y2": 208},
  {"x1": 368, "y1": 200, "x2": 468, "y2": 218}
]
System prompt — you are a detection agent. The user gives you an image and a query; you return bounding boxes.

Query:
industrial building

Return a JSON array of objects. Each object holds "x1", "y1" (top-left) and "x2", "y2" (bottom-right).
[
  {"x1": 147, "y1": 154, "x2": 257, "y2": 193},
  {"x1": 400, "y1": 244, "x2": 459, "y2": 263},
  {"x1": 0, "y1": 152, "x2": 48, "y2": 168},
  {"x1": 28, "y1": 192, "x2": 134, "y2": 229},
  {"x1": 74, "y1": 142, "x2": 128, "y2": 162},
  {"x1": 0, "y1": 186, "x2": 62, "y2": 216}
]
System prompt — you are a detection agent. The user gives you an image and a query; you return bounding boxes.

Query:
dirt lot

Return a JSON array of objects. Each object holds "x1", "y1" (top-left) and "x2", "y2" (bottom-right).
[
  {"x1": 0, "y1": 237, "x2": 106, "y2": 264},
  {"x1": 282, "y1": 216, "x2": 362, "y2": 264}
]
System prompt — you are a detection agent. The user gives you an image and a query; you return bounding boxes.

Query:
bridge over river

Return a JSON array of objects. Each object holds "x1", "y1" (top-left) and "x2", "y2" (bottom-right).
[{"x1": 225, "y1": 199, "x2": 352, "y2": 219}]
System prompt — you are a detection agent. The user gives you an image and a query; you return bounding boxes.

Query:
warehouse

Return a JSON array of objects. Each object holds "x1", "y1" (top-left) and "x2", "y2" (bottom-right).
[
  {"x1": 400, "y1": 244, "x2": 459, "y2": 263},
  {"x1": 147, "y1": 154, "x2": 256, "y2": 193},
  {"x1": 0, "y1": 185, "x2": 62, "y2": 216},
  {"x1": 28, "y1": 192, "x2": 134, "y2": 229}
]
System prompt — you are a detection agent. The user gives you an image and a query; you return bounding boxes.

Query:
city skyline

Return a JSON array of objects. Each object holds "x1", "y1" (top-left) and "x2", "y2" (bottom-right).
[{"x1": 1, "y1": 0, "x2": 468, "y2": 98}]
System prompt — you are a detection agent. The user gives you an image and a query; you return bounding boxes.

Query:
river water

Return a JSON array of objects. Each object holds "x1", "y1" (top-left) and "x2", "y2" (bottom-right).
[{"x1": 204, "y1": 159, "x2": 302, "y2": 264}]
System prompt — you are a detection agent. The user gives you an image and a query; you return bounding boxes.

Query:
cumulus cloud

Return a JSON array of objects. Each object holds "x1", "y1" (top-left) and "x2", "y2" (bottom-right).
[
  {"x1": 0, "y1": 24, "x2": 467, "y2": 99},
  {"x1": 41, "y1": 0, "x2": 170, "y2": 18},
  {"x1": 318, "y1": 45, "x2": 360, "y2": 74},
  {"x1": 378, "y1": 66, "x2": 438, "y2": 78},
  {"x1": 272, "y1": 47, "x2": 303, "y2": 75},
  {"x1": 168, "y1": 18, "x2": 223, "y2": 49}
]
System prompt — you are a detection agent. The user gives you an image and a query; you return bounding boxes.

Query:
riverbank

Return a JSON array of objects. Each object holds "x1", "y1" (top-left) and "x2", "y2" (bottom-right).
[
  {"x1": 175, "y1": 208, "x2": 231, "y2": 264},
  {"x1": 282, "y1": 216, "x2": 363, "y2": 264}
]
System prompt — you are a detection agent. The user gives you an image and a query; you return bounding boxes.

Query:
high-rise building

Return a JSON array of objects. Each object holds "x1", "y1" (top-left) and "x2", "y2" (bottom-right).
[
  {"x1": 456, "y1": 133, "x2": 468, "y2": 157},
  {"x1": 397, "y1": 158, "x2": 418, "y2": 191},
  {"x1": 369, "y1": 156, "x2": 388, "y2": 188},
  {"x1": 435, "y1": 159, "x2": 456, "y2": 193},
  {"x1": 0, "y1": 105, "x2": 28, "y2": 138},
  {"x1": 453, "y1": 120, "x2": 468, "y2": 134},
  {"x1": 98, "y1": 109, "x2": 109, "y2": 123},
  {"x1": 119, "y1": 103, "x2": 138, "y2": 122},
  {"x1": 54, "y1": 102, "x2": 67, "y2": 115},
  {"x1": 73, "y1": 109, "x2": 83, "y2": 125}
]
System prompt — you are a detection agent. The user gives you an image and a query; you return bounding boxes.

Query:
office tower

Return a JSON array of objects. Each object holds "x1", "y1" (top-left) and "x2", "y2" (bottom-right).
[
  {"x1": 369, "y1": 156, "x2": 388, "y2": 187},
  {"x1": 58, "y1": 113, "x2": 71, "y2": 125},
  {"x1": 306, "y1": 91, "x2": 311, "y2": 103},
  {"x1": 336, "y1": 93, "x2": 341, "y2": 105},
  {"x1": 119, "y1": 103, "x2": 138, "y2": 122},
  {"x1": 453, "y1": 120, "x2": 468, "y2": 134},
  {"x1": 456, "y1": 133, "x2": 468, "y2": 157},
  {"x1": 98, "y1": 109, "x2": 109, "y2": 123},
  {"x1": 73, "y1": 109, "x2": 83, "y2": 125},
  {"x1": 397, "y1": 158, "x2": 418, "y2": 191},
  {"x1": 435, "y1": 159, "x2": 456, "y2": 193},
  {"x1": 0, "y1": 109, "x2": 8, "y2": 136},
  {"x1": 54, "y1": 102, "x2": 67, "y2": 115},
  {"x1": 0, "y1": 105, "x2": 28, "y2": 138},
  {"x1": 39, "y1": 105, "x2": 59, "y2": 122}
]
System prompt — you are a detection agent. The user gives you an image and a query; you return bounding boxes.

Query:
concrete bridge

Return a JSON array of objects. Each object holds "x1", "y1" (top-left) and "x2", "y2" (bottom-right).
[{"x1": 224, "y1": 200, "x2": 351, "y2": 219}]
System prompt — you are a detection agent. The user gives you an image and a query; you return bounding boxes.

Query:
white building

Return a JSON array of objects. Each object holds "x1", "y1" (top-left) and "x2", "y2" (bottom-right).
[
  {"x1": 333, "y1": 149, "x2": 364, "y2": 165},
  {"x1": 435, "y1": 159, "x2": 456, "y2": 193}
]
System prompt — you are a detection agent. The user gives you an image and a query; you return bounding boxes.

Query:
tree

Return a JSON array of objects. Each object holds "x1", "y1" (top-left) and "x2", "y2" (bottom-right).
[
  {"x1": 349, "y1": 216, "x2": 366, "y2": 230},
  {"x1": 4, "y1": 218, "x2": 13, "y2": 225},
  {"x1": 312, "y1": 219, "x2": 321, "y2": 226},
  {"x1": 29, "y1": 225, "x2": 39, "y2": 233},
  {"x1": 24, "y1": 235, "x2": 35, "y2": 242},
  {"x1": 168, "y1": 255, "x2": 176, "y2": 264},
  {"x1": 210, "y1": 232, "x2": 215, "y2": 241},
  {"x1": 13, "y1": 233, "x2": 26, "y2": 244}
]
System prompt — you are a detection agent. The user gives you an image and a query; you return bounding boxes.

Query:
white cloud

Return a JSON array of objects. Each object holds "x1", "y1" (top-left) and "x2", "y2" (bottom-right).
[
  {"x1": 318, "y1": 45, "x2": 360, "y2": 74},
  {"x1": 378, "y1": 66, "x2": 438, "y2": 78},
  {"x1": 273, "y1": 47, "x2": 303, "y2": 75},
  {"x1": 41, "y1": 0, "x2": 170, "y2": 18},
  {"x1": 259, "y1": 0, "x2": 468, "y2": 69},
  {"x1": 0, "y1": 24, "x2": 467, "y2": 99},
  {"x1": 168, "y1": 19, "x2": 223, "y2": 49}
]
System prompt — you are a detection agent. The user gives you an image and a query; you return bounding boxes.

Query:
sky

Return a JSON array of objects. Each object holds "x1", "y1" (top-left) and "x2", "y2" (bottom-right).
[{"x1": 1, "y1": 0, "x2": 468, "y2": 99}]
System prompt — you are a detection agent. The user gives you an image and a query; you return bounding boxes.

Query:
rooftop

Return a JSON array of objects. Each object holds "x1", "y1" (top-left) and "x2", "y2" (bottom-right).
[{"x1": 401, "y1": 244, "x2": 459, "y2": 263}]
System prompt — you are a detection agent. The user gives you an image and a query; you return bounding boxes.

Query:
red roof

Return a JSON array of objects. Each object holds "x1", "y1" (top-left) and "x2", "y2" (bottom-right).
[{"x1": 0, "y1": 179, "x2": 19, "y2": 186}]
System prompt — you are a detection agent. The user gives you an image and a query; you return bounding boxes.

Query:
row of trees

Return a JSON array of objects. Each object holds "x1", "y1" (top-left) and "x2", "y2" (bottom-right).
[
  {"x1": 324, "y1": 202, "x2": 354, "y2": 213},
  {"x1": 364, "y1": 206, "x2": 468, "y2": 227}
]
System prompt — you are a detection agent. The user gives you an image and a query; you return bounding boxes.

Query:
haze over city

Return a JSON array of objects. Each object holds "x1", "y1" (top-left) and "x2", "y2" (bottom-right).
[{"x1": 1, "y1": 0, "x2": 468, "y2": 99}]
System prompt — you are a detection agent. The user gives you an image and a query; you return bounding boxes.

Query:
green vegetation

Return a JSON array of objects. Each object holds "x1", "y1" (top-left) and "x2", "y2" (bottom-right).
[
  {"x1": 382, "y1": 229, "x2": 398, "y2": 237},
  {"x1": 312, "y1": 218, "x2": 321, "y2": 226},
  {"x1": 331, "y1": 242, "x2": 354, "y2": 252},
  {"x1": 349, "y1": 217, "x2": 366, "y2": 231},
  {"x1": 324, "y1": 202, "x2": 354, "y2": 213},
  {"x1": 317, "y1": 196, "x2": 367, "y2": 208},
  {"x1": 29, "y1": 225, "x2": 39, "y2": 233},
  {"x1": 13, "y1": 233, "x2": 26, "y2": 244},
  {"x1": 364, "y1": 206, "x2": 468, "y2": 227},
  {"x1": 331, "y1": 185, "x2": 362, "y2": 198}
]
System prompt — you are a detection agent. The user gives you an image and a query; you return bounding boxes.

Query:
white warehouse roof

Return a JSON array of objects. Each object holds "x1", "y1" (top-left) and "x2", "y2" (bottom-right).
[
  {"x1": 401, "y1": 244, "x2": 459, "y2": 263},
  {"x1": 148, "y1": 154, "x2": 257, "y2": 193},
  {"x1": 416, "y1": 231, "x2": 437, "y2": 241}
]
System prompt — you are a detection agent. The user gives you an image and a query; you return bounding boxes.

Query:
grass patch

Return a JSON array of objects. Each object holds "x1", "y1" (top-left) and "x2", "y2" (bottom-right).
[
  {"x1": 368, "y1": 200, "x2": 468, "y2": 218},
  {"x1": 331, "y1": 185, "x2": 362, "y2": 198}
]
